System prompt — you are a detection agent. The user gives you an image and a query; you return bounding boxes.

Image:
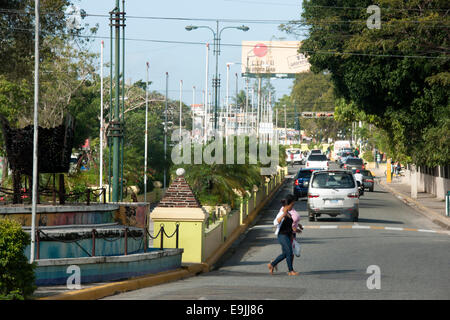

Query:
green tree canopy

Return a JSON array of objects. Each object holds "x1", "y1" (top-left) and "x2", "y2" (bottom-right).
[{"x1": 283, "y1": 0, "x2": 449, "y2": 165}]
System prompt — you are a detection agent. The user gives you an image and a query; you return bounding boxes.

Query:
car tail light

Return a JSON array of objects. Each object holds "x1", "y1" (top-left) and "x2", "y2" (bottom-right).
[
  {"x1": 308, "y1": 193, "x2": 319, "y2": 198},
  {"x1": 295, "y1": 179, "x2": 299, "y2": 186},
  {"x1": 344, "y1": 164, "x2": 347, "y2": 169},
  {"x1": 347, "y1": 192, "x2": 359, "y2": 198},
  {"x1": 364, "y1": 179, "x2": 374, "y2": 183},
  {"x1": 306, "y1": 162, "x2": 309, "y2": 167}
]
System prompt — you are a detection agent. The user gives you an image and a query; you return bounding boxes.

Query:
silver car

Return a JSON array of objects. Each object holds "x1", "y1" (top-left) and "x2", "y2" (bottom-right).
[{"x1": 307, "y1": 170, "x2": 359, "y2": 222}]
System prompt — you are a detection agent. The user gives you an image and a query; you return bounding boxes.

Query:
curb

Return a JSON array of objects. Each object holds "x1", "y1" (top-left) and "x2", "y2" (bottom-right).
[
  {"x1": 379, "y1": 180, "x2": 450, "y2": 230},
  {"x1": 38, "y1": 178, "x2": 288, "y2": 300},
  {"x1": 37, "y1": 267, "x2": 197, "y2": 300}
]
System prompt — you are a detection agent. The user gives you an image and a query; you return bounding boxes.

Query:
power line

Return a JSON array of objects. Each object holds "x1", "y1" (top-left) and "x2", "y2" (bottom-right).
[
  {"x1": 0, "y1": 9, "x2": 448, "y2": 26},
  {"x1": 301, "y1": 4, "x2": 450, "y2": 12},
  {"x1": 6, "y1": 27, "x2": 448, "y2": 59}
]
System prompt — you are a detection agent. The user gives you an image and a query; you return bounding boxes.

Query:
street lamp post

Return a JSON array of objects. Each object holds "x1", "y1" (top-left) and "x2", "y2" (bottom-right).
[
  {"x1": 226, "y1": 62, "x2": 232, "y2": 141},
  {"x1": 185, "y1": 21, "x2": 249, "y2": 133},
  {"x1": 204, "y1": 43, "x2": 209, "y2": 143},
  {"x1": 164, "y1": 72, "x2": 168, "y2": 189},
  {"x1": 144, "y1": 62, "x2": 149, "y2": 203}
]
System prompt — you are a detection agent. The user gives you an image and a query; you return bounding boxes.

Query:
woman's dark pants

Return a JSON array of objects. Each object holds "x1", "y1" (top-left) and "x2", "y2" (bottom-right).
[{"x1": 271, "y1": 233, "x2": 293, "y2": 272}]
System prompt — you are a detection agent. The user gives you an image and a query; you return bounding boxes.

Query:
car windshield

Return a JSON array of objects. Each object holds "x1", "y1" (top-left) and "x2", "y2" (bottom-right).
[
  {"x1": 361, "y1": 170, "x2": 372, "y2": 176},
  {"x1": 311, "y1": 172, "x2": 355, "y2": 189},
  {"x1": 308, "y1": 155, "x2": 327, "y2": 161},
  {"x1": 346, "y1": 158, "x2": 363, "y2": 165},
  {"x1": 297, "y1": 170, "x2": 314, "y2": 179}
]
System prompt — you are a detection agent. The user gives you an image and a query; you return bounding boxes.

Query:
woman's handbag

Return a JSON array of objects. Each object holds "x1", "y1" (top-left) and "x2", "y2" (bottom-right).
[{"x1": 292, "y1": 239, "x2": 301, "y2": 257}]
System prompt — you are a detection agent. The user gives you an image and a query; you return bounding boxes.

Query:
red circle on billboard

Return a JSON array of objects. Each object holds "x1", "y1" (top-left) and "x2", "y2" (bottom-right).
[{"x1": 253, "y1": 43, "x2": 268, "y2": 57}]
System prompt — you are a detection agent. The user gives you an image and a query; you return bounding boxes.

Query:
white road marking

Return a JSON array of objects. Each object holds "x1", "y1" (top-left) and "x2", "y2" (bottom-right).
[
  {"x1": 384, "y1": 227, "x2": 403, "y2": 231},
  {"x1": 247, "y1": 224, "x2": 448, "y2": 236},
  {"x1": 351, "y1": 225, "x2": 371, "y2": 229}
]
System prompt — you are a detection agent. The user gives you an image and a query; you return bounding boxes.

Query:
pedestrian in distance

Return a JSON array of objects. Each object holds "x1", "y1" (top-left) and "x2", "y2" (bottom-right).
[
  {"x1": 396, "y1": 162, "x2": 401, "y2": 175},
  {"x1": 268, "y1": 194, "x2": 300, "y2": 276}
]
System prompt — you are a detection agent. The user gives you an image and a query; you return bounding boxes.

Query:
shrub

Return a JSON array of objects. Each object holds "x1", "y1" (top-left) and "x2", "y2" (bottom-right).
[
  {"x1": 362, "y1": 150, "x2": 374, "y2": 163},
  {"x1": 0, "y1": 219, "x2": 36, "y2": 300}
]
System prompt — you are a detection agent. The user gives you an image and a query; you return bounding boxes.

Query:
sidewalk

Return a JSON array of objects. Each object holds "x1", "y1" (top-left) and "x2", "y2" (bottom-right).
[{"x1": 371, "y1": 166, "x2": 450, "y2": 230}]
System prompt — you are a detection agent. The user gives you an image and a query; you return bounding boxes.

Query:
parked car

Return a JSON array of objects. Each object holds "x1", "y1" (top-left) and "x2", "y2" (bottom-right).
[
  {"x1": 360, "y1": 169, "x2": 375, "y2": 192},
  {"x1": 307, "y1": 170, "x2": 359, "y2": 222},
  {"x1": 293, "y1": 168, "x2": 323, "y2": 200},
  {"x1": 343, "y1": 157, "x2": 365, "y2": 171},
  {"x1": 305, "y1": 154, "x2": 329, "y2": 170}
]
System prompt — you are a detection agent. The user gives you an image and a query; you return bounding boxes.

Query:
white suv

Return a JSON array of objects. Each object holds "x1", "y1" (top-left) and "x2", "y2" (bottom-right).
[
  {"x1": 305, "y1": 154, "x2": 329, "y2": 170},
  {"x1": 307, "y1": 170, "x2": 359, "y2": 222}
]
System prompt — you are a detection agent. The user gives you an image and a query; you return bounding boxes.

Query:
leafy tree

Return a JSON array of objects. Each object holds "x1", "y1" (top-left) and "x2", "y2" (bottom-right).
[
  {"x1": 283, "y1": 0, "x2": 449, "y2": 166},
  {"x1": 0, "y1": 0, "x2": 71, "y2": 82},
  {"x1": 172, "y1": 136, "x2": 264, "y2": 208},
  {"x1": 275, "y1": 71, "x2": 346, "y2": 142}
]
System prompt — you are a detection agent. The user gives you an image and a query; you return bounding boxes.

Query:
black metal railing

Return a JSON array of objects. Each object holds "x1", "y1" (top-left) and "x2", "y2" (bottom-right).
[
  {"x1": 0, "y1": 186, "x2": 107, "y2": 206},
  {"x1": 33, "y1": 223, "x2": 180, "y2": 260}
]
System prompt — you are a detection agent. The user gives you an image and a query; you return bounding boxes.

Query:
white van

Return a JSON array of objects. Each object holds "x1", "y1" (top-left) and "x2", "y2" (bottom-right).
[
  {"x1": 307, "y1": 170, "x2": 359, "y2": 222},
  {"x1": 333, "y1": 140, "x2": 351, "y2": 161}
]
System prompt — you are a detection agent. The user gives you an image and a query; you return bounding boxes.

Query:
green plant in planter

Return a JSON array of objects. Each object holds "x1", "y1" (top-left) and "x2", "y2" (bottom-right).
[{"x1": 0, "y1": 219, "x2": 36, "y2": 300}]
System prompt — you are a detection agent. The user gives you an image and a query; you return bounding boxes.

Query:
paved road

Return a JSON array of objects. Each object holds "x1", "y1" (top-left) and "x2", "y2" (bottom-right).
[{"x1": 104, "y1": 164, "x2": 450, "y2": 300}]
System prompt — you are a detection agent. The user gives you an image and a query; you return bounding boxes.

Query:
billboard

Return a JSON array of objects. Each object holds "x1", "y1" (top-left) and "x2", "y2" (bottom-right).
[{"x1": 241, "y1": 41, "x2": 310, "y2": 78}]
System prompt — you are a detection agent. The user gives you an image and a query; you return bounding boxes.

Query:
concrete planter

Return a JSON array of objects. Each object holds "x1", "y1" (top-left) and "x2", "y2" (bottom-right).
[{"x1": 34, "y1": 248, "x2": 183, "y2": 286}]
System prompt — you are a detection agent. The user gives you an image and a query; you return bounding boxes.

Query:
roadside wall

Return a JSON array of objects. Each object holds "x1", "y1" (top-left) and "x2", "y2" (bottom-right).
[
  {"x1": 151, "y1": 167, "x2": 286, "y2": 264},
  {"x1": 404, "y1": 166, "x2": 450, "y2": 200},
  {"x1": 368, "y1": 162, "x2": 450, "y2": 201}
]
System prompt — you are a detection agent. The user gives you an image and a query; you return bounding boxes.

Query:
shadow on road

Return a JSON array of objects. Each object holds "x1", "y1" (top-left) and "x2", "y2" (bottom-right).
[{"x1": 204, "y1": 267, "x2": 362, "y2": 279}]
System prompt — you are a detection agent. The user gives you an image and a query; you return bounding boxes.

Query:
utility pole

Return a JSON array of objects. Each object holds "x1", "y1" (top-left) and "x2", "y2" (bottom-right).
[
  {"x1": 226, "y1": 63, "x2": 231, "y2": 142},
  {"x1": 284, "y1": 105, "x2": 287, "y2": 145},
  {"x1": 109, "y1": 0, "x2": 125, "y2": 202},
  {"x1": 192, "y1": 86, "x2": 195, "y2": 138},
  {"x1": 30, "y1": 0, "x2": 40, "y2": 263},
  {"x1": 256, "y1": 77, "x2": 261, "y2": 138},
  {"x1": 144, "y1": 62, "x2": 149, "y2": 203},
  {"x1": 112, "y1": 0, "x2": 120, "y2": 202},
  {"x1": 164, "y1": 72, "x2": 168, "y2": 189},
  {"x1": 235, "y1": 72, "x2": 238, "y2": 135},
  {"x1": 204, "y1": 43, "x2": 209, "y2": 143},
  {"x1": 99, "y1": 41, "x2": 104, "y2": 203},
  {"x1": 179, "y1": 80, "x2": 183, "y2": 150},
  {"x1": 245, "y1": 76, "x2": 249, "y2": 134}
]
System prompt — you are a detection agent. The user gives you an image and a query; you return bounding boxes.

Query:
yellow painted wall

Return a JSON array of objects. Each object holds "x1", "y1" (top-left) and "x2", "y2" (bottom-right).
[{"x1": 151, "y1": 220, "x2": 205, "y2": 264}]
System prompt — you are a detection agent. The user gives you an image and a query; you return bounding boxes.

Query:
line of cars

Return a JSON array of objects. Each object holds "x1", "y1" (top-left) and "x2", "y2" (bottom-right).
[{"x1": 292, "y1": 150, "x2": 376, "y2": 222}]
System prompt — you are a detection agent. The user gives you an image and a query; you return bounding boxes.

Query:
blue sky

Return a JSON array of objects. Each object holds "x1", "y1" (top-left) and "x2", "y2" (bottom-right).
[{"x1": 77, "y1": 0, "x2": 303, "y2": 104}]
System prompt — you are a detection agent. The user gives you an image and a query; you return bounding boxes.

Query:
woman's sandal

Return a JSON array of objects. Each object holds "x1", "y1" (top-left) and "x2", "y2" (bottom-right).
[
  {"x1": 267, "y1": 263, "x2": 274, "y2": 275},
  {"x1": 268, "y1": 261, "x2": 278, "y2": 275}
]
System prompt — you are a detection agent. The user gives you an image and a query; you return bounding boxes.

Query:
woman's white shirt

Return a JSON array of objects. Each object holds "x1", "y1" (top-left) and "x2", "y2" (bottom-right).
[{"x1": 273, "y1": 208, "x2": 285, "y2": 235}]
